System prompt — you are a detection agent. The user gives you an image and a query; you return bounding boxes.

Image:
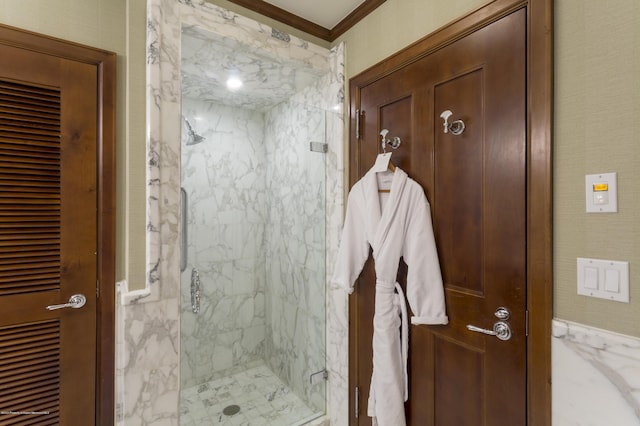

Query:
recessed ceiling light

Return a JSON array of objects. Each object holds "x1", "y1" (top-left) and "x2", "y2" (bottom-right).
[{"x1": 226, "y1": 77, "x2": 243, "y2": 91}]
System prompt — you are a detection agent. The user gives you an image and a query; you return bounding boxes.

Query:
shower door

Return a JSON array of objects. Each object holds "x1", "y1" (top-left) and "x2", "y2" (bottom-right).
[{"x1": 179, "y1": 95, "x2": 328, "y2": 424}]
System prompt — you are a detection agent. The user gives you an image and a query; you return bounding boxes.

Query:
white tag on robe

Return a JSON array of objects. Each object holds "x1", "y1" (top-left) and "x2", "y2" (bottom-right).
[{"x1": 372, "y1": 152, "x2": 392, "y2": 172}]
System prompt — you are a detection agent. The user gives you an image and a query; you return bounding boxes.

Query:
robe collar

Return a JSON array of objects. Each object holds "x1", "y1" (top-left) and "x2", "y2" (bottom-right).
[{"x1": 362, "y1": 166, "x2": 408, "y2": 253}]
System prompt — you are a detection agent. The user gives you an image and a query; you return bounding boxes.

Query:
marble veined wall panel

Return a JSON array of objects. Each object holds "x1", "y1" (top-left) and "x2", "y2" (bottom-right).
[
  {"x1": 180, "y1": 99, "x2": 267, "y2": 389},
  {"x1": 553, "y1": 319, "x2": 640, "y2": 425}
]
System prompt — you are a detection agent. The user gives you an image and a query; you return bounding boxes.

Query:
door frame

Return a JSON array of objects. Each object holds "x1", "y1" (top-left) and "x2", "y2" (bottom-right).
[
  {"x1": 348, "y1": 0, "x2": 552, "y2": 424},
  {"x1": 0, "y1": 24, "x2": 117, "y2": 425}
]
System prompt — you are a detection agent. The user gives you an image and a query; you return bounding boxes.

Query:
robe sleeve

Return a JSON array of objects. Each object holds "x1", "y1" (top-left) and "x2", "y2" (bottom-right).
[
  {"x1": 331, "y1": 185, "x2": 370, "y2": 294},
  {"x1": 403, "y1": 192, "x2": 449, "y2": 325}
]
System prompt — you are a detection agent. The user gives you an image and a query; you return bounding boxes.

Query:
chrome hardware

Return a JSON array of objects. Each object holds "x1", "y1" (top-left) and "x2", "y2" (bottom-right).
[
  {"x1": 309, "y1": 141, "x2": 328, "y2": 153},
  {"x1": 46, "y1": 294, "x2": 87, "y2": 311},
  {"x1": 494, "y1": 322, "x2": 512, "y2": 340},
  {"x1": 439, "y1": 110, "x2": 466, "y2": 135},
  {"x1": 466, "y1": 321, "x2": 512, "y2": 341},
  {"x1": 181, "y1": 188, "x2": 187, "y2": 273},
  {"x1": 191, "y1": 268, "x2": 201, "y2": 314},
  {"x1": 355, "y1": 109, "x2": 360, "y2": 140},
  {"x1": 449, "y1": 120, "x2": 465, "y2": 135},
  {"x1": 309, "y1": 369, "x2": 328, "y2": 384},
  {"x1": 380, "y1": 129, "x2": 401, "y2": 152},
  {"x1": 494, "y1": 307, "x2": 510, "y2": 320}
]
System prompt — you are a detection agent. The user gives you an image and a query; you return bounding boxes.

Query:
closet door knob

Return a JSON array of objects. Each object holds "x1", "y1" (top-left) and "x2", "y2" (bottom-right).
[{"x1": 46, "y1": 294, "x2": 87, "y2": 311}]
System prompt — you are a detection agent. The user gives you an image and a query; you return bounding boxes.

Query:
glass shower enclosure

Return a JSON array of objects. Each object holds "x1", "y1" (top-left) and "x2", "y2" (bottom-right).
[{"x1": 178, "y1": 24, "x2": 329, "y2": 425}]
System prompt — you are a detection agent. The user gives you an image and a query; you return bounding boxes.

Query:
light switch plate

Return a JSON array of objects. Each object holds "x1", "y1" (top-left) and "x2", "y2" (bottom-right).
[
  {"x1": 577, "y1": 257, "x2": 629, "y2": 303},
  {"x1": 586, "y1": 172, "x2": 617, "y2": 213}
]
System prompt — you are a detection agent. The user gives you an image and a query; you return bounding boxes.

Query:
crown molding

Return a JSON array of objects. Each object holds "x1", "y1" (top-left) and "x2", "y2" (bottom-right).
[{"x1": 227, "y1": 0, "x2": 387, "y2": 42}]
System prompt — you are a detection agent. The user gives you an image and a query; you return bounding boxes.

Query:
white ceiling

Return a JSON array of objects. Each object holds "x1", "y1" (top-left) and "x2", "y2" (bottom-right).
[
  {"x1": 264, "y1": 0, "x2": 366, "y2": 29},
  {"x1": 181, "y1": 26, "x2": 326, "y2": 111}
]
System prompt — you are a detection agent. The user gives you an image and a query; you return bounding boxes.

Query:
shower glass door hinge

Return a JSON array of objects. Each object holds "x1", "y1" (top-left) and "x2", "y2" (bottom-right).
[
  {"x1": 309, "y1": 369, "x2": 328, "y2": 384},
  {"x1": 355, "y1": 109, "x2": 363, "y2": 140},
  {"x1": 309, "y1": 141, "x2": 328, "y2": 153}
]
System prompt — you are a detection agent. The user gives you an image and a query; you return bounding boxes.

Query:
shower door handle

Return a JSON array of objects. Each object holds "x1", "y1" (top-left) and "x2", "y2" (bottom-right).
[{"x1": 181, "y1": 188, "x2": 187, "y2": 272}]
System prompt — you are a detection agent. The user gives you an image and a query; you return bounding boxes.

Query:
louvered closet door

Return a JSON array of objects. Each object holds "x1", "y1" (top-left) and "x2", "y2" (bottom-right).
[{"x1": 0, "y1": 44, "x2": 97, "y2": 425}]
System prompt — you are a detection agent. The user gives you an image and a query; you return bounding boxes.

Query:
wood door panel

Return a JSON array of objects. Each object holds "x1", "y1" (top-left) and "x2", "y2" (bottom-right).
[
  {"x1": 406, "y1": 326, "x2": 433, "y2": 424},
  {"x1": 434, "y1": 336, "x2": 484, "y2": 426},
  {"x1": 0, "y1": 320, "x2": 61, "y2": 424},
  {"x1": 433, "y1": 11, "x2": 526, "y2": 425},
  {"x1": 350, "y1": 8, "x2": 527, "y2": 426},
  {"x1": 379, "y1": 96, "x2": 412, "y2": 168},
  {"x1": 0, "y1": 40, "x2": 101, "y2": 425},
  {"x1": 0, "y1": 52, "x2": 68, "y2": 423},
  {"x1": 434, "y1": 70, "x2": 484, "y2": 295},
  {"x1": 353, "y1": 256, "x2": 375, "y2": 423}
]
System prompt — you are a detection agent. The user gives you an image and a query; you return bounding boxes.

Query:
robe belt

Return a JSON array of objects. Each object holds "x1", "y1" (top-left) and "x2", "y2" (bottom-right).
[
  {"x1": 394, "y1": 282, "x2": 409, "y2": 401},
  {"x1": 374, "y1": 279, "x2": 409, "y2": 400}
]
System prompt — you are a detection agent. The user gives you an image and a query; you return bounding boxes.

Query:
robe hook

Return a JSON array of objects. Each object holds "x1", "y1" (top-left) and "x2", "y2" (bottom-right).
[
  {"x1": 439, "y1": 110, "x2": 465, "y2": 136},
  {"x1": 380, "y1": 129, "x2": 402, "y2": 153}
]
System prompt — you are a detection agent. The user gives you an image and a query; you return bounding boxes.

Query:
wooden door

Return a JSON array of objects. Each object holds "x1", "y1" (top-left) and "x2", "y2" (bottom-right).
[
  {"x1": 0, "y1": 26, "x2": 116, "y2": 425},
  {"x1": 350, "y1": 8, "x2": 527, "y2": 425}
]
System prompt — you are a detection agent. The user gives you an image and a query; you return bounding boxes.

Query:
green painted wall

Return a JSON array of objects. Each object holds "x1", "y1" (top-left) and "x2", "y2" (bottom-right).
[
  {"x1": 553, "y1": 0, "x2": 640, "y2": 336},
  {"x1": 0, "y1": 0, "x2": 147, "y2": 290},
  {"x1": 335, "y1": 0, "x2": 487, "y2": 78}
]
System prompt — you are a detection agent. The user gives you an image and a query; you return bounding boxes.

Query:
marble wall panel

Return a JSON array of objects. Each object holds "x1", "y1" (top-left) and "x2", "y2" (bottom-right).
[{"x1": 180, "y1": 99, "x2": 267, "y2": 389}]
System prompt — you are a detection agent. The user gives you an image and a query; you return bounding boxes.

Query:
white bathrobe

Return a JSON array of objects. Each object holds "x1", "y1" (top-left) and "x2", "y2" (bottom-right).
[{"x1": 332, "y1": 166, "x2": 448, "y2": 426}]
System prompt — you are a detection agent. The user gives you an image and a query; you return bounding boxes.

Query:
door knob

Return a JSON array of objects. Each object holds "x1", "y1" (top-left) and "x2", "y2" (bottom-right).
[
  {"x1": 46, "y1": 294, "x2": 87, "y2": 311},
  {"x1": 466, "y1": 321, "x2": 512, "y2": 341},
  {"x1": 494, "y1": 307, "x2": 510, "y2": 320}
]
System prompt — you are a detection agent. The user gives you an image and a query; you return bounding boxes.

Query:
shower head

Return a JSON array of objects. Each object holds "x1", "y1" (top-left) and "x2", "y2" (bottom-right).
[
  {"x1": 183, "y1": 117, "x2": 206, "y2": 146},
  {"x1": 187, "y1": 132, "x2": 205, "y2": 146}
]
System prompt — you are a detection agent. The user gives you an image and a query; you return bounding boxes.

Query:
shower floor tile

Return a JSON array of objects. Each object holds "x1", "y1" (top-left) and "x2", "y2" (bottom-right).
[{"x1": 180, "y1": 364, "x2": 320, "y2": 425}]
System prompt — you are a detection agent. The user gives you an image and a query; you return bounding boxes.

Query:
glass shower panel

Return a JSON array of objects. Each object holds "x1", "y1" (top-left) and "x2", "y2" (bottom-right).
[
  {"x1": 263, "y1": 102, "x2": 327, "y2": 414},
  {"x1": 180, "y1": 99, "x2": 268, "y2": 392},
  {"x1": 179, "y1": 94, "x2": 327, "y2": 424}
]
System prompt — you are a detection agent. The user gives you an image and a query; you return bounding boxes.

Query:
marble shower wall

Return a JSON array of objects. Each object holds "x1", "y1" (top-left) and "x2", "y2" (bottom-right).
[
  {"x1": 263, "y1": 82, "x2": 330, "y2": 414},
  {"x1": 180, "y1": 99, "x2": 267, "y2": 389}
]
